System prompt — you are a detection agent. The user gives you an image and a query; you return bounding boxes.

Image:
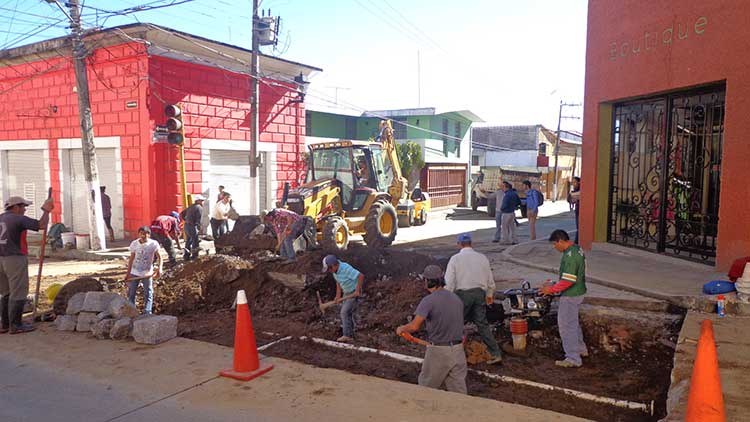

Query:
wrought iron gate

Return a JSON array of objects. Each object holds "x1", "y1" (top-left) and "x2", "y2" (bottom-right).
[{"x1": 608, "y1": 86, "x2": 724, "y2": 264}]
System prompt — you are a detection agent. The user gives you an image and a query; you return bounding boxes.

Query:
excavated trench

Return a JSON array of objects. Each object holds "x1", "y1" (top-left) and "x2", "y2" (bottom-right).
[{"x1": 101, "y1": 243, "x2": 684, "y2": 422}]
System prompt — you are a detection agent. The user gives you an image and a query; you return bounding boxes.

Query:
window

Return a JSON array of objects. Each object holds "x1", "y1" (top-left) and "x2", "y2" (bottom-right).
[
  {"x1": 472, "y1": 155, "x2": 479, "y2": 166},
  {"x1": 345, "y1": 117, "x2": 357, "y2": 139},
  {"x1": 393, "y1": 117, "x2": 407, "y2": 139},
  {"x1": 455, "y1": 121, "x2": 462, "y2": 139},
  {"x1": 305, "y1": 111, "x2": 312, "y2": 136},
  {"x1": 539, "y1": 143, "x2": 547, "y2": 156},
  {"x1": 441, "y1": 118, "x2": 449, "y2": 140}
]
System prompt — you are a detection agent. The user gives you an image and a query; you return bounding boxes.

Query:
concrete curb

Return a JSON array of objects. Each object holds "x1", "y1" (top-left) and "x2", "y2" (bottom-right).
[{"x1": 500, "y1": 240, "x2": 689, "y2": 307}]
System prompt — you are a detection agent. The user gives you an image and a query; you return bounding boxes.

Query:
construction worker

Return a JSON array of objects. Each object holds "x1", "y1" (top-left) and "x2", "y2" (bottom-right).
[
  {"x1": 150, "y1": 212, "x2": 181, "y2": 266},
  {"x1": 322, "y1": 254, "x2": 364, "y2": 343},
  {"x1": 210, "y1": 192, "x2": 231, "y2": 241},
  {"x1": 0, "y1": 196, "x2": 54, "y2": 334},
  {"x1": 181, "y1": 195, "x2": 205, "y2": 261},
  {"x1": 100, "y1": 186, "x2": 115, "y2": 242},
  {"x1": 396, "y1": 265, "x2": 467, "y2": 394},
  {"x1": 445, "y1": 233, "x2": 502, "y2": 364},
  {"x1": 499, "y1": 181, "x2": 521, "y2": 244},
  {"x1": 541, "y1": 229, "x2": 588, "y2": 368},
  {"x1": 125, "y1": 226, "x2": 162, "y2": 314},
  {"x1": 262, "y1": 208, "x2": 305, "y2": 262}
]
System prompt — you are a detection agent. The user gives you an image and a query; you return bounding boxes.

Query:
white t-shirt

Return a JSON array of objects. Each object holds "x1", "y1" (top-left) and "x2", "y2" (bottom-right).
[
  {"x1": 129, "y1": 239, "x2": 160, "y2": 277},
  {"x1": 212, "y1": 201, "x2": 230, "y2": 220}
]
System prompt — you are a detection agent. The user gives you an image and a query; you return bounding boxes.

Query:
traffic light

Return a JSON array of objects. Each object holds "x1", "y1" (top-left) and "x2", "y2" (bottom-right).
[{"x1": 165, "y1": 104, "x2": 184, "y2": 145}]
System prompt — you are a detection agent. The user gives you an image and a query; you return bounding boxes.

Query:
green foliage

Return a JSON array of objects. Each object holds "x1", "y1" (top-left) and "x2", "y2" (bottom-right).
[{"x1": 396, "y1": 141, "x2": 425, "y2": 189}]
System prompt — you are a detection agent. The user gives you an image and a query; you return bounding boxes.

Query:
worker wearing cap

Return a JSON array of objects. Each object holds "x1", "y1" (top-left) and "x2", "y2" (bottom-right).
[
  {"x1": 210, "y1": 192, "x2": 231, "y2": 241},
  {"x1": 397, "y1": 265, "x2": 467, "y2": 394},
  {"x1": 150, "y1": 212, "x2": 181, "y2": 266},
  {"x1": 445, "y1": 232, "x2": 502, "y2": 364},
  {"x1": 0, "y1": 195, "x2": 54, "y2": 334},
  {"x1": 262, "y1": 208, "x2": 305, "y2": 262},
  {"x1": 181, "y1": 196, "x2": 205, "y2": 261},
  {"x1": 322, "y1": 254, "x2": 364, "y2": 343},
  {"x1": 541, "y1": 229, "x2": 588, "y2": 368}
]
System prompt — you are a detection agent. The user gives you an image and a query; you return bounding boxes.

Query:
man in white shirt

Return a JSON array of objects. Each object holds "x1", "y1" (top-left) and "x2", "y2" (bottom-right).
[
  {"x1": 125, "y1": 226, "x2": 162, "y2": 314},
  {"x1": 210, "y1": 192, "x2": 232, "y2": 240},
  {"x1": 445, "y1": 232, "x2": 502, "y2": 364}
]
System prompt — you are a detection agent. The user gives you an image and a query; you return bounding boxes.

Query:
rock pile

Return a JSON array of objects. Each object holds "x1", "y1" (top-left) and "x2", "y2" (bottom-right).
[{"x1": 54, "y1": 291, "x2": 178, "y2": 344}]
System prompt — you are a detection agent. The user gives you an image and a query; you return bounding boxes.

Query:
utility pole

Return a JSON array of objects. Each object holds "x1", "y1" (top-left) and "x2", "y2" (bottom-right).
[
  {"x1": 552, "y1": 100, "x2": 581, "y2": 202},
  {"x1": 249, "y1": 0, "x2": 261, "y2": 214},
  {"x1": 68, "y1": 0, "x2": 106, "y2": 250}
]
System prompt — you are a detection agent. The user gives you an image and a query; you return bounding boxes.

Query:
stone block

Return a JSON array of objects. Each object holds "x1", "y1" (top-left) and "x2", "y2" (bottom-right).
[
  {"x1": 132, "y1": 315, "x2": 178, "y2": 345},
  {"x1": 92, "y1": 319, "x2": 115, "y2": 339},
  {"x1": 97, "y1": 311, "x2": 111, "y2": 321},
  {"x1": 55, "y1": 314, "x2": 77, "y2": 331},
  {"x1": 76, "y1": 312, "x2": 99, "y2": 332},
  {"x1": 66, "y1": 292, "x2": 87, "y2": 315},
  {"x1": 81, "y1": 292, "x2": 120, "y2": 313},
  {"x1": 110, "y1": 317, "x2": 133, "y2": 340},
  {"x1": 108, "y1": 295, "x2": 139, "y2": 319}
]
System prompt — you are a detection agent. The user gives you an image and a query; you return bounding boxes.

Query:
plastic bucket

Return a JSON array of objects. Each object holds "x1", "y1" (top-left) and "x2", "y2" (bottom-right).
[
  {"x1": 60, "y1": 232, "x2": 76, "y2": 247},
  {"x1": 74, "y1": 234, "x2": 90, "y2": 250}
]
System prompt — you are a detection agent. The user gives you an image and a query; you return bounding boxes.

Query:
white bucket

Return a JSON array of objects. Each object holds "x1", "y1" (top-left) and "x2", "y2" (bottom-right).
[
  {"x1": 60, "y1": 232, "x2": 76, "y2": 247},
  {"x1": 74, "y1": 234, "x2": 90, "y2": 250}
]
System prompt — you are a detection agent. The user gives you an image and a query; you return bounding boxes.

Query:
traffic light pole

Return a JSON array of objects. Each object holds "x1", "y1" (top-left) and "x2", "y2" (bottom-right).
[
  {"x1": 248, "y1": 0, "x2": 261, "y2": 214},
  {"x1": 68, "y1": 0, "x2": 106, "y2": 250}
]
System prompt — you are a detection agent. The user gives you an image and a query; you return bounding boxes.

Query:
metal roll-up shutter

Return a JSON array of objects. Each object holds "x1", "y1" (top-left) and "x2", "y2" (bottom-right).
[
  {"x1": 70, "y1": 148, "x2": 120, "y2": 235},
  {"x1": 209, "y1": 150, "x2": 251, "y2": 215},
  {"x1": 6, "y1": 150, "x2": 46, "y2": 220}
]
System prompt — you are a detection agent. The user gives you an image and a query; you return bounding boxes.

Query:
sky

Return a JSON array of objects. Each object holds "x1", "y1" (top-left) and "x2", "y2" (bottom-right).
[{"x1": 1, "y1": 0, "x2": 588, "y2": 131}]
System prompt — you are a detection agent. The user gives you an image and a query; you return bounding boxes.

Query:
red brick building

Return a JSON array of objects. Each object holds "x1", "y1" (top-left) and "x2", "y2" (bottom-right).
[
  {"x1": 582, "y1": 0, "x2": 749, "y2": 269},
  {"x1": 0, "y1": 24, "x2": 320, "y2": 240}
]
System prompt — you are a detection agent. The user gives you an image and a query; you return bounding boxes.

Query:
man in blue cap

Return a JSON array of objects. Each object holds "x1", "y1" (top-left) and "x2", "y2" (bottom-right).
[
  {"x1": 445, "y1": 232, "x2": 502, "y2": 364},
  {"x1": 150, "y1": 211, "x2": 182, "y2": 266},
  {"x1": 322, "y1": 254, "x2": 364, "y2": 343}
]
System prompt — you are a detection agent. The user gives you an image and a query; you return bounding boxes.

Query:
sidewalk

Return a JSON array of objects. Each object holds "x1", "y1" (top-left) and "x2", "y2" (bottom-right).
[
  {"x1": 503, "y1": 240, "x2": 736, "y2": 311},
  {"x1": 0, "y1": 325, "x2": 584, "y2": 422},
  {"x1": 664, "y1": 312, "x2": 750, "y2": 421}
]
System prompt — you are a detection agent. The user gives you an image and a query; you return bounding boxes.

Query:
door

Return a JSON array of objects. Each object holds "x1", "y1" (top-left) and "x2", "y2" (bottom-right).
[
  {"x1": 608, "y1": 86, "x2": 725, "y2": 264},
  {"x1": 68, "y1": 149, "x2": 121, "y2": 237},
  {"x1": 6, "y1": 150, "x2": 46, "y2": 220},
  {"x1": 208, "y1": 150, "x2": 269, "y2": 219}
]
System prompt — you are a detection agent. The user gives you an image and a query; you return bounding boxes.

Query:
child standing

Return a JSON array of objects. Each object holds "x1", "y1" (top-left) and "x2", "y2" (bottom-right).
[{"x1": 125, "y1": 226, "x2": 162, "y2": 314}]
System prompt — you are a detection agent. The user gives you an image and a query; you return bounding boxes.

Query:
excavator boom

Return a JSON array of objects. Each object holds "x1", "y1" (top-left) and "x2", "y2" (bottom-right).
[{"x1": 376, "y1": 120, "x2": 407, "y2": 207}]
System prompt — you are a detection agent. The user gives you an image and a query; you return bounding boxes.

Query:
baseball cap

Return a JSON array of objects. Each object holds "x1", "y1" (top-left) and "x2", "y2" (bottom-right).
[
  {"x1": 457, "y1": 233, "x2": 472, "y2": 243},
  {"x1": 170, "y1": 211, "x2": 180, "y2": 222},
  {"x1": 422, "y1": 265, "x2": 444, "y2": 280},
  {"x1": 321, "y1": 254, "x2": 338, "y2": 272},
  {"x1": 193, "y1": 194, "x2": 205, "y2": 202},
  {"x1": 4, "y1": 196, "x2": 32, "y2": 210}
]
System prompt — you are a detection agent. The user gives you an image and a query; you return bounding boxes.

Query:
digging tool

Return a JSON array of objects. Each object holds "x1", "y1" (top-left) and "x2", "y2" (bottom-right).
[
  {"x1": 317, "y1": 291, "x2": 358, "y2": 313},
  {"x1": 399, "y1": 332, "x2": 429, "y2": 347},
  {"x1": 32, "y1": 188, "x2": 53, "y2": 320}
]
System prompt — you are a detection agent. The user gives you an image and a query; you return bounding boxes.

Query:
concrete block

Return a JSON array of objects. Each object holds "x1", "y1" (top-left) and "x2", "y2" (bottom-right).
[
  {"x1": 76, "y1": 312, "x2": 99, "y2": 332},
  {"x1": 108, "y1": 295, "x2": 139, "y2": 319},
  {"x1": 132, "y1": 315, "x2": 178, "y2": 345},
  {"x1": 81, "y1": 292, "x2": 120, "y2": 313},
  {"x1": 92, "y1": 319, "x2": 115, "y2": 339},
  {"x1": 55, "y1": 314, "x2": 77, "y2": 331},
  {"x1": 97, "y1": 311, "x2": 111, "y2": 321},
  {"x1": 66, "y1": 292, "x2": 87, "y2": 315},
  {"x1": 110, "y1": 317, "x2": 133, "y2": 340}
]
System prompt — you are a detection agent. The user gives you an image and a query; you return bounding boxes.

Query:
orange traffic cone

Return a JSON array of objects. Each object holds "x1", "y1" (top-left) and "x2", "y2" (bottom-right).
[
  {"x1": 219, "y1": 290, "x2": 274, "y2": 381},
  {"x1": 685, "y1": 319, "x2": 725, "y2": 422}
]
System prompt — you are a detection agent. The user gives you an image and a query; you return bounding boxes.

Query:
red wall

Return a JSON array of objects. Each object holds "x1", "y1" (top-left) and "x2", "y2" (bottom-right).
[
  {"x1": 0, "y1": 40, "x2": 307, "y2": 239},
  {"x1": 583, "y1": 0, "x2": 750, "y2": 269}
]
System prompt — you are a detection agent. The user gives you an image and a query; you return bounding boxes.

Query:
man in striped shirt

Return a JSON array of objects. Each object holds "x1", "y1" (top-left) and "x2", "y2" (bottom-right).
[{"x1": 541, "y1": 229, "x2": 588, "y2": 368}]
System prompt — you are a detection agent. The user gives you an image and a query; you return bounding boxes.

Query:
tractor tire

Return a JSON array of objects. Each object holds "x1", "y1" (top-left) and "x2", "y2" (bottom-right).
[
  {"x1": 321, "y1": 217, "x2": 349, "y2": 252},
  {"x1": 398, "y1": 208, "x2": 414, "y2": 228},
  {"x1": 363, "y1": 200, "x2": 398, "y2": 249},
  {"x1": 471, "y1": 192, "x2": 478, "y2": 211}
]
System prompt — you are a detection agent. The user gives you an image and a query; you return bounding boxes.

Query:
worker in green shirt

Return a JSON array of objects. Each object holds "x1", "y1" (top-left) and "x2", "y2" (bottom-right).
[{"x1": 541, "y1": 229, "x2": 588, "y2": 368}]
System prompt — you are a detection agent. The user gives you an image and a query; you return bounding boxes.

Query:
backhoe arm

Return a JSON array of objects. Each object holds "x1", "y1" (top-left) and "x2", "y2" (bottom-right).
[{"x1": 377, "y1": 120, "x2": 407, "y2": 206}]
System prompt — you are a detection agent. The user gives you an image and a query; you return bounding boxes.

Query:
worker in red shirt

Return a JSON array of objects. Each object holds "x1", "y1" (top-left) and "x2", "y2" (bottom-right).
[{"x1": 150, "y1": 211, "x2": 181, "y2": 266}]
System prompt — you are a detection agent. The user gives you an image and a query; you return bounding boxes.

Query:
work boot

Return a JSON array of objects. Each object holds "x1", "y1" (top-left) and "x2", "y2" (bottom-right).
[
  {"x1": 487, "y1": 355, "x2": 503, "y2": 365},
  {"x1": 9, "y1": 300, "x2": 35, "y2": 334},
  {"x1": 336, "y1": 336, "x2": 353, "y2": 343},
  {"x1": 0, "y1": 295, "x2": 9, "y2": 333},
  {"x1": 555, "y1": 358, "x2": 581, "y2": 368}
]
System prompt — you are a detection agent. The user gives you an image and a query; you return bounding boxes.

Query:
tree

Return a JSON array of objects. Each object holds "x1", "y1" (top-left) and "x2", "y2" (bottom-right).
[{"x1": 395, "y1": 141, "x2": 425, "y2": 191}]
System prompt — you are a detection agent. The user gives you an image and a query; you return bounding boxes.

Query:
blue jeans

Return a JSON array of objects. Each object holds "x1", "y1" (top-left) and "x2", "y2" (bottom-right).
[
  {"x1": 494, "y1": 212, "x2": 503, "y2": 241},
  {"x1": 340, "y1": 297, "x2": 359, "y2": 337},
  {"x1": 280, "y1": 236, "x2": 296, "y2": 260},
  {"x1": 128, "y1": 276, "x2": 153, "y2": 314},
  {"x1": 184, "y1": 224, "x2": 199, "y2": 260}
]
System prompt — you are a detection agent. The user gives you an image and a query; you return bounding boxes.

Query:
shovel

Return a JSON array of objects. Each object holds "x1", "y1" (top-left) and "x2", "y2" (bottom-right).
[
  {"x1": 399, "y1": 332, "x2": 430, "y2": 347},
  {"x1": 316, "y1": 290, "x2": 358, "y2": 313}
]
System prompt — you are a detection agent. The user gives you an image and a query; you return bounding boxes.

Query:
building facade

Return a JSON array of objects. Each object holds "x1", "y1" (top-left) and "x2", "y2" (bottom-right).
[
  {"x1": 582, "y1": 0, "x2": 748, "y2": 268},
  {"x1": 306, "y1": 107, "x2": 483, "y2": 207},
  {"x1": 0, "y1": 24, "x2": 319, "y2": 240}
]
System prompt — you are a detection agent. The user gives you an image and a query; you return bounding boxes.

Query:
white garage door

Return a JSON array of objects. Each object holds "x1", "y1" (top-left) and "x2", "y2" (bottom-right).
[
  {"x1": 208, "y1": 150, "x2": 269, "y2": 216},
  {"x1": 6, "y1": 150, "x2": 47, "y2": 220},
  {"x1": 68, "y1": 149, "x2": 121, "y2": 236}
]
